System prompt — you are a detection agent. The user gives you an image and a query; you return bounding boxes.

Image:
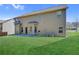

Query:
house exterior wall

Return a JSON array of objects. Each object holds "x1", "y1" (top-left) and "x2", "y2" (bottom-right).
[
  {"x1": 18, "y1": 9, "x2": 66, "y2": 36},
  {"x1": 2, "y1": 19, "x2": 15, "y2": 35},
  {"x1": 2, "y1": 6, "x2": 67, "y2": 36}
]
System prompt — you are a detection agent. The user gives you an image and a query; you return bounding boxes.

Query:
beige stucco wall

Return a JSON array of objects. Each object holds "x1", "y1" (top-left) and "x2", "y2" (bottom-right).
[
  {"x1": 2, "y1": 7, "x2": 66, "y2": 36},
  {"x1": 18, "y1": 9, "x2": 66, "y2": 36},
  {"x1": 2, "y1": 20, "x2": 15, "y2": 35}
]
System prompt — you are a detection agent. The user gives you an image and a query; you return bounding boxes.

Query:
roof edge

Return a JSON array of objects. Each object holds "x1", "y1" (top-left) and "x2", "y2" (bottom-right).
[{"x1": 15, "y1": 5, "x2": 68, "y2": 18}]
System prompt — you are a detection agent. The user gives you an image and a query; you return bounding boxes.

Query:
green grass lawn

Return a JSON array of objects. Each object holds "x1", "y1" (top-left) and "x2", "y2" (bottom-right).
[{"x1": 0, "y1": 32, "x2": 79, "y2": 55}]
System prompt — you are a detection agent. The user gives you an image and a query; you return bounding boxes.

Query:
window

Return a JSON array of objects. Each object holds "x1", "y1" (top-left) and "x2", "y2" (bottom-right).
[
  {"x1": 59, "y1": 30, "x2": 63, "y2": 33},
  {"x1": 57, "y1": 11, "x2": 62, "y2": 17},
  {"x1": 34, "y1": 26, "x2": 37, "y2": 33},
  {"x1": 0, "y1": 24, "x2": 3, "y2": 31},
  {"x1": 25, "y1": 27, "x2": 28, "y2": 34},
  {"x1": 38, "y1": 30, "x2": 40, "y2": 32},
  {"x1": 21, "y1": 27, "x2": 23, "y2": 32},
  {"x1": 59, "y1": 27, "x2": 63, "y2": 33}
]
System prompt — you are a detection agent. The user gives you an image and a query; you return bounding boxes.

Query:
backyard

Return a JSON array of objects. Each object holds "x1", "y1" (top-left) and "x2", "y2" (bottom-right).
[{"x1": 0, "y1": 32, "x2": 79, "y2": 55}]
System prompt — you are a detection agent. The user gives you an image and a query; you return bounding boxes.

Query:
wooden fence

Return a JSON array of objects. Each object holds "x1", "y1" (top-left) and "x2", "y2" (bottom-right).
[{"x1": 0, "y1": 32, "x2": 7, "y2": 36}]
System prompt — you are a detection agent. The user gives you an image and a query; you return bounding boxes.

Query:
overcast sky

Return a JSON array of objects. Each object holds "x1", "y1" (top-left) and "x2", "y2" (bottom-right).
[{"x1": 0, "y1": 4, "x2": 79, "y2": 22}]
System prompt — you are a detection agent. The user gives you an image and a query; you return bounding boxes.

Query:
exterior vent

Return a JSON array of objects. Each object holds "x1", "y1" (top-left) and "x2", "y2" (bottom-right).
[{"x1": 28, "y1": 21, "x2": 39, "y2": 24}]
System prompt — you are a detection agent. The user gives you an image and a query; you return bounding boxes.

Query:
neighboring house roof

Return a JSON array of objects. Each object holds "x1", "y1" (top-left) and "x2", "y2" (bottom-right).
[
  {"x1": 2, "y1": 19, "x2": 12, "y2": 23},
  {"x1": 0, "y1": 20, "x2": 5, "y2": 24},
  {"x1": 16, "y1": 5, "x2": 68, "y2": 18}
]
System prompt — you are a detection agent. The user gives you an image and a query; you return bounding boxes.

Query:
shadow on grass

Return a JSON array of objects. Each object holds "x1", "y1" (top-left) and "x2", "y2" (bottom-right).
[{"x1": 27, "y1": 36, "x2": 79, "y2": 55}]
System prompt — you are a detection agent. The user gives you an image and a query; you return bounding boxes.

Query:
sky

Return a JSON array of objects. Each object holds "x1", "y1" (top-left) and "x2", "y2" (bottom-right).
[{"x1": 0, "y1": 4, "x2": 79, "y2": 22}]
